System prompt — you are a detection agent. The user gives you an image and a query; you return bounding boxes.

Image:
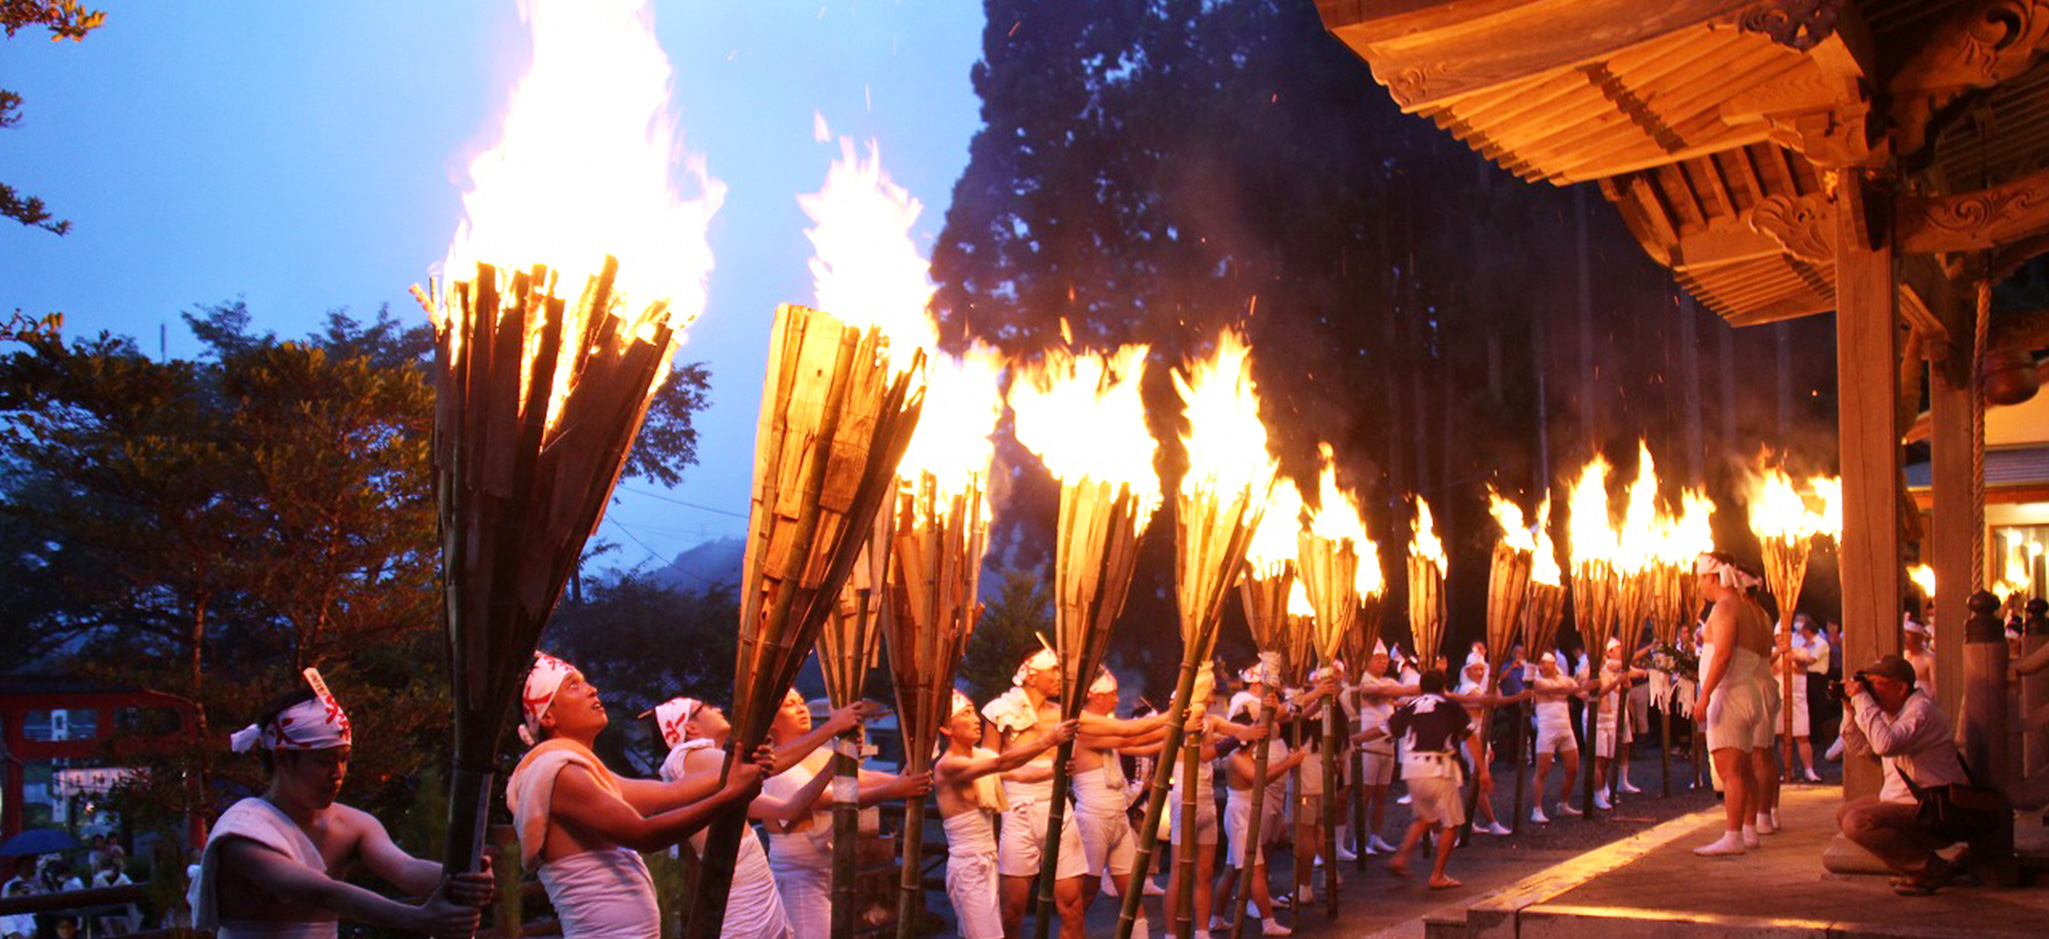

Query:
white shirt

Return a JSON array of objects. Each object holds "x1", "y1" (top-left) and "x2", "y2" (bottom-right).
[{"x1": 1841, "y1": 688, "x2": 1965, "y2": 804}]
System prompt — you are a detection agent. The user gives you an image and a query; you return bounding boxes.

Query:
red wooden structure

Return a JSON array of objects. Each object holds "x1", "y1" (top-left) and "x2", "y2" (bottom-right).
[{"x1": 0, "y1": 677, "x2": 200, "y2": 847}]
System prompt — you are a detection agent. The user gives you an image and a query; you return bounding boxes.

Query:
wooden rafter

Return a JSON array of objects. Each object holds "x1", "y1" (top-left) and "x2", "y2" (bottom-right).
[{"x1": 1899, "y1": 166, "x2": 2049, "y2": 253}]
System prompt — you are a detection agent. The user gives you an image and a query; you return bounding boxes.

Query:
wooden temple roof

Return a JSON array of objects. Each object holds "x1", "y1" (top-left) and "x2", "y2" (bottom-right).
[{"x1": 1316, "y1": 0, "x2": 2049, "y2": 328}]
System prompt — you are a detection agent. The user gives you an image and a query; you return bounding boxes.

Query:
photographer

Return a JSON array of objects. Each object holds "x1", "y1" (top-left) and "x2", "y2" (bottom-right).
[{"x1": 1834, "y1": 655, "x2": 1967, "y2": 895}]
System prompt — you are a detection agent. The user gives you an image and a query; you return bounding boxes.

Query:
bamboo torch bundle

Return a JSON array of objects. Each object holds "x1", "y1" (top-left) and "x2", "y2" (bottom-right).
[
  {"x1": 884, "y1": 468, "x2": 989, "y2": 939},
  {"x1": 1747, "y1": 467, "x2": 1840, "y2": 768},
  {"x1": 1296, "y1": 444, "x2": 1380, "y2": 924},
  {"x1": 1508, "y1": 499, "x2": 1566, "y2": 827},
  {"x1": 1008, "y1": 344, "x2": 1160, "y2": 939},
  {"x1": 1564, "y1": 456, "x2": 1622, "y2": 817},
  {"x1": 685, "y1": 304, "x2": 925, "y2": 938},
  {"x1": 1117, "y1": 328, "x2": 1274, "y2": 939},
  {"x1": 819, "y1": 516, "x2": 892, "y2": 939},
  {"x1": 1406, "y1": 497, "x2": 1449, "y2": 671},
  {"x1": 425, "y1": 257, "x2": 689, "y2": 883},
  {"x1": 1474, "y1": 490, "x2": 1535, "y2": 832},
  {"x1": 1227, "y1": 556, "x2": 1294, "y2": 939}
]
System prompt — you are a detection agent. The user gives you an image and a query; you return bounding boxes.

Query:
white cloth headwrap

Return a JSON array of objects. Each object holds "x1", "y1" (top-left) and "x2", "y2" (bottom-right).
[
  {"x1": 231, "y1": 668, "x2": 352, "y2": 753},
  {"x1": 1240, "y1": 651, "x2": 1282, "y2": 687},
  {"x1": 1372, "y1": 639, "x2": 1389, "y2": 657},
  {"x1": 983, "y1": 687, "x2": 1037, "y2": 733},
  {"x1": 652, "y1": 696, "x2": 702, "y2": 750},
  {"x1": 1538, "y1": 651, "x2": 1557, "y2": 665},
  {"x1": 1694, "y1": 553, "x2": 1761, "y2": 590},
  {"x1": 1089, "y1": 667, "x2": 1118, "y2": 697},
  {"x1": 952, "y1": 689, "x2": 977, "y2": 719},
  {"x1": 519, "y1": 651, "x2": 578, "y2": 747},
  {"x1": 1013, "y1": 648, "x2": 1059, "y2": 687}
]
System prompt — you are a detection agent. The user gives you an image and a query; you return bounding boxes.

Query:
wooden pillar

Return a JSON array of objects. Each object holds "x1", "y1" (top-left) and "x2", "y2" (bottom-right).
[
  {"x1": 1929, "y1": 352, "x2": 1973, "y2": 721},
  {"x1": 2026, "y1": 599, "x2": 2049, "y2": 779},
  {"x1": 1833, "y1": 173, "x2": 1903, "y2": 802}
]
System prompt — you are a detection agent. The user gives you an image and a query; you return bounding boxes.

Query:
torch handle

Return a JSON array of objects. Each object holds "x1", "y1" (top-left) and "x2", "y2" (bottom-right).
[
  {"x1": 1227, "y1": 707, "x2": 1273, "y2": 939},
  {"x1": 682, "y1": 744, "x2": 744, "y2": 939},
  {"x1": 1322, "y1": 707, "x2": 1339, "y2": 921},
  {"x1": 831, "y1": 727, "x2": 861, "y2": 939},
  {"x1": 441, "y1": 762, "x2": 495, "y2": 877},
  {"x1": 1030, "y1": 737, "x2": 1078, "y2": 939},
  {"x1": 1113, "y1": 657, "x2": 1201, "y2": 939},
  {"x1": 895, "y1": 792, "x2": 929, "y2": 939},
  {"x1": 1175, "y1": 730, "x2": 1200, "y2": 939}
]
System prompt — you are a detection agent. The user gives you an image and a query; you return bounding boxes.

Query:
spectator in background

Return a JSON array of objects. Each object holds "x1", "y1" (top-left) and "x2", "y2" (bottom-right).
[
  {"x1": 91, "y1": 855, "x2": 138, "y2": 936},
  {"x1": 0, "y1": 880, "x2": 35, "y2": 939}
]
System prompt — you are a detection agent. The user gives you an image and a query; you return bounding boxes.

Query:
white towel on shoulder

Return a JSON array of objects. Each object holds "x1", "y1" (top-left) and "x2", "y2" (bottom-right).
[{"x1": 187, "y1": 797, "x2": 328, "y2": 933}]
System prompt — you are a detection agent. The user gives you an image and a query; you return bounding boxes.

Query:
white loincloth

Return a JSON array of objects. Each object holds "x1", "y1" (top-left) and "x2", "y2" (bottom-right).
[
  {"x1": 188, "y1": 797, "x2": 333, "y2": 938},
  {"x1": 507, "y1": 739, "x2": 660, "y2": 938},
  {"x1": 1072, "y1": 758, "x2": 1135, "y2": 877},
  {"x1": 1167, "y1": 765, "x2": 1218, "y2": 847},
  {"x1": 1224, "y1": 787, "x2": 1263, "y2": 869},
  {"x1": 996, "y1": 781, "x2": 1088, "y2": 880},
  {"x1": 762, "y1": 759, "x2": 833, "y2": 939},
  {"x1": 535, "y1": 848, "x2": 660, "y2": 939},
  {"x1": 942, "y1": 810, "x2": 1003, "y2": 939},
  {"x1": 664, "y1": 742, "x2": 792, "y2": 939}
]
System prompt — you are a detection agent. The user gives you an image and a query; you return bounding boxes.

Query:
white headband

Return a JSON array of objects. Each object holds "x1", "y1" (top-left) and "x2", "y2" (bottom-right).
[
  {"x1": 952, "y1": 689, "x2": 977, "y2": 719},
  {"x1": 1089, "y1": 667, "x2": 1118, "y2": 697},
  {"x1": 1013, "y1": 648, "x2": 1059, "y2": 687},
  {"x1": 519, "y1": 651, "x2": 578, "y2": 746},
  {"x1": 1694, "y1": 553, "x2": 1761, "y2": 590},
  {"x1": 231, "y1": 668, "x2": 351, "y2": 753},
  {"x1": 651, "y1": 696, "x2": 702, "y2": 750}
]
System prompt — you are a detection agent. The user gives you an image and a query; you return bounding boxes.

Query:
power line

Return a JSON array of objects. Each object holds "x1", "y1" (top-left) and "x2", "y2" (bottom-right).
[{"x1": 618, "y1": 484, "x2": 749, "y2": 519}]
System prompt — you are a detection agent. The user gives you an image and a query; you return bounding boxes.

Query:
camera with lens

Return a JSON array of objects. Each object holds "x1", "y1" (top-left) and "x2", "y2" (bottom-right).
[{"x1": 1828, "y1": 674, "x2": 1873, "y2": 701}]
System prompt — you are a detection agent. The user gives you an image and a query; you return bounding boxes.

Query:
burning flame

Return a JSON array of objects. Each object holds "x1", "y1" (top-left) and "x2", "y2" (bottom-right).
[
  {"x1": 1747, "y1": 466, "x2": 1840, "y2": 545},
  {"x1": 1307, "y1": 443, "x2": 1384, "y2": 595},
  {"x1": 1174, "y1": 328, "x2": 1276, "y2": 501},
  {"x1": 797, "y1": 127, "x2": 1002, "y2": 503},
  {"x1": 1613, "y1": 443, "x2": 1660, "y2": 576},
  {"x1": 1410, "y1": 497, "x2": 1447, "y2": 566},
  {"x1": 1662, "y1": 489, "x2": 1717, "y2": 565},
  {"x1": 441, "y1": 0, "x2": 722, "y2": 367},
  {"x1": 1244, "y1": 476, "x2": 1307, "y2": 576},
  {"x1": 1531, "y1": 498, "x2": 1563, "y2": 587},
  {"x1": 1909, "y1": 563, "x2": 1936, "y2": 599},
  {"x1": 1487, "y1": 487, "x2": 1537, "y2": 553},
  {"x1": 801, "y1": 133, "x2": 936, "y2": 350},
  {"x1": 1010, "y1": 345, "x2": 1161, "y2": 515},
  {"x1": 1288, "y1": 576, "x2": 1314, "y2": 616},
  {"x1": 1565, "y1": 455, "x2": 1617, "y2": 570}
]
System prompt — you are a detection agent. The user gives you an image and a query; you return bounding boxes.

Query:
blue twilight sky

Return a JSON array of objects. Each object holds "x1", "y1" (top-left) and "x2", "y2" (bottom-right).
[{"x1": 0, "y1": 1, "x2": 987, "y2": 571}]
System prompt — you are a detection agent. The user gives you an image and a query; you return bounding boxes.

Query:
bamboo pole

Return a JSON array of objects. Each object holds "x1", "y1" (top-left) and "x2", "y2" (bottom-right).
[
  {"x1": 1518, "y1": 581, "x2": 1566, "y2": 828},
  {"x1": 884, "y1": 472, "x2": 987, "y2": 939},
  {"x1": 1760, "y1": 537, "x2": 1811, "y2": 777},
  {"x1": 820, "y1": 516, "x2": 891, "y2": 939},
  {"x1": 1228, "y1": 566, "x2": 1293, "y2": 939},
  {"x1": 885, "y1": 472, "x2": 987, "y2": 939},
  {"x1": 1469, "y1": 541, "x2": 1532, "y2": 835},
  {"x1": 686, "y1": 305, "x2": 925, "y2": 939},
  {"x1": 1031, "y1": 480, "x2": 1150, "y2": 939},
  {"x1": 1298, "y1": 533, "x2": 1363, "y2": 922},
  {"x1": 426, "y1": 258, "x2": 682, "y2": 892},
  {"x1": 1570, "y1": 560, "x2": 1618, "y2": 817},
  {"x1": 1347, "y1": 597, "x2": 1383, "y2": 866},
  {"x1": 1114, "y1": 487, "x2": 1267, "y2": 939}
]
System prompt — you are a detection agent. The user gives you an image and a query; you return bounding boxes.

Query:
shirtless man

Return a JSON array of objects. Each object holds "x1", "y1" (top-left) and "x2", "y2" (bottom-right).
[
  {"x1": 1220, "y1": 703, "x2": 1306, "y2": 937},
  {"x1": 1351, "y1": 642, "x2": 1414, "y2": 852},
  {"x1": 1526, "y1": 652, "x2": 1588, "y2": 824},
  {"x1": 1691, "y1": 553, "x2": 1776, "y2": 856},
  {"x1": 652, "y1": 694, "x2": 875, "y2": 939},
  {"x1": 191, "y1": 670, "x2": 492, "y2": 939},
  {"x1": 1071, "y1": 667, "x2": 1171, "y2": 919},
  {"x1": 1580, "y1": 639, "x2": 1646, "y2": 812},
  {"x1": 506, "y1": 653, "x2": 769, "y2": 937},
  {"x1": 1448, "y1": 654, "x2": 1523, "y2": 834},
  {"x1": 984, "y1": 649, "x2": 1091, "y2": 938},
  {"x1": 936, "y1": 690, "x2": 1078, "y2": 939},
  {"x1": 1164, "y1": 667, "x2": 1270, "y2": 938}
]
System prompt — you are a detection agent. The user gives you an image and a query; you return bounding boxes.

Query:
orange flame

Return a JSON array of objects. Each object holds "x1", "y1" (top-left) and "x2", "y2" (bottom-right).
[
  {"x1": 1531, "y1": 498, "x2": 1562, "y2": 587},
  {"x1": 1244, "y1": 475, "x2": 1307, "y2": 576},
  {"x1": 1487, "y1": 487, "x2": 1537, "y2": 553},
  {"x1": 1173, "y1": 328, "x2": 1275, "y2": 502},
  {"x1": 1009, "y1": 345, "x2": 1161, "y2": 516},
  {"x1": 1565, "y1": 455, "x2": 1617, "y2": 571},
  {"x1": 1614, "y1": 443, "x2": 1660, "y2": 576},
  {"x1": 441, "y1": 0, "x2": 722, "y2": 382},
  {"x1": 1307, "y1": 443, "x2": 1383, "y2": 596},
  {"x1": 1410, "y1": 496, "x2": 1447, "y2": 566},
  {"x1": 1909, "y1": 563, "x2": 1936, "y2": 599},
  {"x1": 1747, "y1": 465, "x2": 1839, "y2": 545}
]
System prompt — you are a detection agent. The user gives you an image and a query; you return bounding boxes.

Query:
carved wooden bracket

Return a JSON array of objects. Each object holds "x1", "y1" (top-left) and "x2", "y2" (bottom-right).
[
  {"x1": 1748, "y1": 192, "x2": 1838, "y2": 260},
  {"x1": 1731, "y1": 0, "x2": 1844, "y2": 50},
  {"x1": 1889, "y1": 0, "x2": 2049, "y2": 158},
  {"x1": 1898, "y1": 166, "x2": 2049, "y2": 253}
]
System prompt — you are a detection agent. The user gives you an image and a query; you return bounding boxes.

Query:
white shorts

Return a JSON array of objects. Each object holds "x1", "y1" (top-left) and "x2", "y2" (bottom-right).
[
  {"x1": 1535, "y1": 722, "x2": 1577, "y2": 755},
  {"x1": 1587, "y1": 721, "x2": 1617, "y2": 759},
  {"x1": 1168, "y1": 788, "x2": 1219, "y2": 846},
  {"x1": 997, "y1": 800, "x2": 1088, "y2": 880},
  {"x1": 946, "y1": 848, "x2": 1003, "y2": 939},
  {"x1": 1359, "y1": 748, "x2": 1396, "y2": 787},
  {"x1": 1777, "y1": 683, "x2": 1810, "y2": 738},
  {"x1": 1406, "y1": 775, "x2": 1465, "y2": 827},
  {"x1": 1074, "y1": 807, "x2": 1136, "y2": 878},
  {"x1": 1224, "y1": 790, "x2": 1263, "y2": 869}
]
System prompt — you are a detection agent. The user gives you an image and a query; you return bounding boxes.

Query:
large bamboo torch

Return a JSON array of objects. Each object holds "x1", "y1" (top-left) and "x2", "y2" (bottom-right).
[
  {"x1": 1009, "y1": 345, "x2": 1160, "y2": 939},
  {"x1": 1406, "y1": 497, "x2": 1449, "y2": 671},
  {"x1": 1651, "y1": 489, "x2": 1715, "y2": 796},
  {"x1": 1747, "y1": 465, "x2": 1841, "y2": 775},
  {"x1": 1225, "y1": 476, "x2": 1305, "y2": 939},
  {"x1": 1478, "y1": 490, "x2": 1536, "y2": 831},
  {"x1": 1565, "y1": 457, "x2": 1620, "y2": 818},
  {"x1": 795, "y1": 133, "x2": 1009, "y2": 939},
  {"x1": 1297, "y1": 443, "x2": 1381, "y2": 924},
  {"x1": 1345, "y1": 593, "x2": 1385, "y2": 868},
  {"x1": 685, "y1": 304, "x2": 925, "y2": 938},
  {"x1": 820, "y1": 521, "x2": 890, "y2": 939},
  {"x1": 1117, "y1": 329, "x2": 1274, "y2": 939},
  {"x1": 425, "y1": 0, "x2": 726, "y2": 892},
  {"x1": 1514, "y1": 499, "x2": 1565, "y2": 828}
]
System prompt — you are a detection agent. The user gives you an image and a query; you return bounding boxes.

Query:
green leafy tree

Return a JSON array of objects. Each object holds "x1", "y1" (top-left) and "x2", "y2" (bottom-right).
[
  {"x1": 2, "y1": 1, "x2": 104, "y2": 234},
  {"x1": 959, "y1": 567, "x2": 1052, "y2": 703}
]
